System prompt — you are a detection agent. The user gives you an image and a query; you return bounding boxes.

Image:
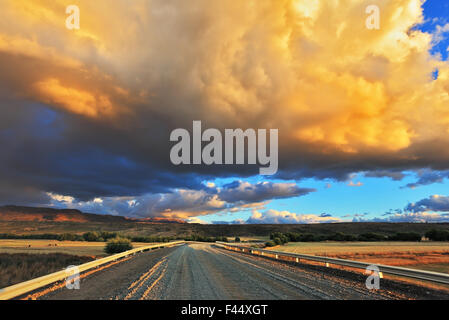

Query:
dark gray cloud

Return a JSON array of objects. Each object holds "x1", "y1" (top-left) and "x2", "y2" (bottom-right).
[
  {"x1": 403, "y1": 169, "x2": 449, "y2": 189},
  {"x1": 319, "y1": 213, "x2": 332, "y2": 217},
  {"x1": 382, "y1": 209, "x2": 403, "y2": 216},
  {"x1": 364, "y1": 170, "x2": 406, "y2": 181},
  {"x1": 353, "y1": 212, "x2": 449, "y2": 223},
  {"x1": 218, "y1": 181, "x2": 316, "y2": 204},
  {"x1": 405, "y1": 195, "x2": 449, "y2": 213},
  {"x1": 211, "y1": 220, "x2": 245, "y2": 225}
]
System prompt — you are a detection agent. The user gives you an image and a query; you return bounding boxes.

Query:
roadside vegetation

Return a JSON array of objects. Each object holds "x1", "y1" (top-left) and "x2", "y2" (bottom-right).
[
  {"x1": 0, "y1": 253, "x2": 94, "y2": 288},
  {"x1": 103, "y1": 234, "x2": 228, "y2": 254},
  {"x1": 104, "y1": 237, "x2": 133, "y2": 254},
  {"x1": 0, "y1": 231, "x2": 118, "y2": 242},
  {"x1": 425, "y1": 229, "x2": 449, "y2": 241},
  {"x1": 0, "y1": 232, "x2": 228, "y2": 243},
  {"x1": 270, "y1": 241, "x2": 449, "y2": 274},
  {"x1": 263, "y1": 230, "x2": 448, "y2": 247},
  {"x1": 0, "y1": 229, "x2": 446, "y2": 247}
]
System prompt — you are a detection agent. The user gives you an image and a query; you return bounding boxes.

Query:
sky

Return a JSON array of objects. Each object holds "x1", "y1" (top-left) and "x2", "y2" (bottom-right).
[{"x1": 1, "y1": 0, "x2": 449, "y2": 224}]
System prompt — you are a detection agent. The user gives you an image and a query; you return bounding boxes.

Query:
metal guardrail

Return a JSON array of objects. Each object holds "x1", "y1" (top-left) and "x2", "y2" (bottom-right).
[
  {"x1": 215, "y1": 242, "x2": 449, "y2": 285},
  {"x1": 0, "y1": 241, "x2": 185, "y2": 300}
]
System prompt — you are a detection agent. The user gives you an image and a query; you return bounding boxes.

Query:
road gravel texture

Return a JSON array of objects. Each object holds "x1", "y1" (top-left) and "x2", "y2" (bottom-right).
[{"x1": 37, "y1": 243, "x2": 449, "y2": 300}]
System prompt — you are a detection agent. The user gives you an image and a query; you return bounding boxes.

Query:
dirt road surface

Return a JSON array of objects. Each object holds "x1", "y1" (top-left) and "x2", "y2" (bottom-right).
[{"x1": 35, "y1": 243, "x2": 448, "y2": 300}]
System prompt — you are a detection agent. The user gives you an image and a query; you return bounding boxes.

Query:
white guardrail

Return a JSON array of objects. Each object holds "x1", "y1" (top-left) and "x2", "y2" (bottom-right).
[
  {"x1": 0, "y1": 241, "x2": 185, "y2": 300},
  {"x1": 215, "y1": 242, "x2": 449, "y2": 285}
]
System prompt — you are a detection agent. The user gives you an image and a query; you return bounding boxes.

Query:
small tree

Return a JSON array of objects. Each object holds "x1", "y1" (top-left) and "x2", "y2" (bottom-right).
[
  {"x1": 234, "y1": 236, "x2": 241, "y2": 243},
  {"x1": 83, "y1": 231, "x2": 100, "y2": 242},
  {"x1": 104, "y1": 237, "x2": 133, "y2": 254},
  {"x1": 265, "y1": 241, "x2": 276, "y2": 247},
  {"x1": 425, "y1": 229, "x2": 449, "y2": 241}
]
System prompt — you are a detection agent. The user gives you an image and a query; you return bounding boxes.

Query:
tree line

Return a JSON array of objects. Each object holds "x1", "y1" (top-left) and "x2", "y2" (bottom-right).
[
  {"x1": 0, "y1": 232, "x2": 228, "y2": 243},
  {"x1": 265, "y1": 229, "x2": 449, "y2": 247}
]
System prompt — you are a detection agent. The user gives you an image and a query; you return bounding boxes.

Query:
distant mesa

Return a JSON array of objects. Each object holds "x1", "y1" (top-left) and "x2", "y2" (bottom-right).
[
  {"x1": 138, "y1": 216, "x2": 187, "y2": 224},
  {"x1": 0, "y1": 205, "x2": 186, "y2": 224}
]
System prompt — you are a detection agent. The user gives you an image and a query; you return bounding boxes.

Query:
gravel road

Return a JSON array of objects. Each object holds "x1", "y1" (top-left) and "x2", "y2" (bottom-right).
[{"x1": 36, "y1": 243, "x2": 448, "y2": 300}]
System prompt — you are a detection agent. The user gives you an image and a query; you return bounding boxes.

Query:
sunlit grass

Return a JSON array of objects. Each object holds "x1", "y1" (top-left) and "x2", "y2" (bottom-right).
[
  {"x1": 268, "y1": 241, "x2": 449, "y2": 274},
  {"x1": 0, "y1": 239, "x2": 155, "y2": 257}
]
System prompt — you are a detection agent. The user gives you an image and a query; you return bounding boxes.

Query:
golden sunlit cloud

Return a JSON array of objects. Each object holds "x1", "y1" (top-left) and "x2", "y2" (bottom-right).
[
  {"x1": 0, "y1": 0, "x2": 448, "y2": 174},
  {"x1": 34, "y1": 78, "x2": 115, "y2": 118}
]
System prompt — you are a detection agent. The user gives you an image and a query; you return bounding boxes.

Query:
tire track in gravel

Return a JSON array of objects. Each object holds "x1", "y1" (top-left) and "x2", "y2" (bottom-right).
[
  {"x1": 145, "y1": 243, "x2": 229, "y2": 299},
  {"x1": 210, "y1": 245, "x2": 394, "y2": 300},
  {"x1": 194, "y1": 245, "x2": 319, "y2": 299},
  {"x1": 143, "y1": 244, "x2": 398, "y2": 300},
  {"x1": 38, "y1": 245, "x2": 180, "y2": 300},
  {"x1": 121, "y1": 258, "x2": 167, "y2": 300}
]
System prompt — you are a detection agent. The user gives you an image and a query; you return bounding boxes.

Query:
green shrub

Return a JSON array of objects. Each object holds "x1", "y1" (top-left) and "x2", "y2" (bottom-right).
[
  {"x1": 83, "y1": 231, "x2": 100, "y2": 242},
  {"x1": 234, "y1": 237, "x2": 241, "y2": 243},
  {"x1": 270, "y1": 232, "x2": 289, "y2": 244},
  {"x1": 425, "y1": 229, "x2": 449, "y2": 241},
  {"x1": 265, "y1": 241, "x2": 276, "y2": 247},
  {"x1": 328, "y1": 232, "x2": 357, "y2": 241},
  {"x1": 132, "y1": 235, "x2": 178, "y2": 243},
  {"x1": 357, "y1": 233, "x2": 387, "y2": 241},
  {"x1": 299, "y1": 233, "x2": 318, "y2": 242},
  {"x1": 388, "y1": 232, "x2": 421, "y2": 241},
  {"x1": 99, "y1": 232, "x2": 118, "y2": 241},
  {"x1": 182, "y1": 234, "x2": 227, "y2": 242},
  {"x1": 104, "y1": 237, "x2": 133, "y2": 254},
  {"x1": 285, "y1": 232, "x2": 301, "y2": 242}
]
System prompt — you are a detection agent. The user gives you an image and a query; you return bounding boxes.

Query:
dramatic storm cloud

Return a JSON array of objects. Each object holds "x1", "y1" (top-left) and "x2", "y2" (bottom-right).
[{"x1": 1, "y1": 1, "x2": 449, "y2": 220}]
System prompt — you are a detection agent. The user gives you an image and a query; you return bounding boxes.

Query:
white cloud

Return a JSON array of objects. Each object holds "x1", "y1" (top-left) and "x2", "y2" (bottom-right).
[
  {"x1": 186, "y1": 217, "x2": 210, "y2": 224},
  {"x1": 46, "y1": 192, "x2": 74, "y2": 205},
  {"x1": 354, "y1": 211, "x2": 449, "y2": 223},
  {"x1": 45, "y1": 180, "x2": 313, "y2": 220},
  {"x1": 246, "y1": 209, "x2": 343, "y2": 224}
]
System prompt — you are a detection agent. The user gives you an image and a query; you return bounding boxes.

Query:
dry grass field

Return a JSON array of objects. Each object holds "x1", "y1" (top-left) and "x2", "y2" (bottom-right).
[
  {"x1": 234, "y1": 236, "x2": 269, "y2": 242},
  {"x1": 0, "y1": 240, "x2": 156, "y2": 258},
  {"x1": 0, "y1": 240, "x2": 159, "y2": 288},
  {"x1": 269, "y1": 241, "x2": 449, "y2": 274},
  {"x1": 0, "y1": 253, "x2": 95, "y2": 288}
]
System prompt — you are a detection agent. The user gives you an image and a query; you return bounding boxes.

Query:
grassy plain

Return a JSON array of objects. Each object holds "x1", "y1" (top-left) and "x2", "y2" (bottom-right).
[
  {"x1": 269, "y1": 241, "x2": 449, "y2": 273},
  {"x1": 0, "y1": 240, "x2": 156, "y2": 258},
  {"x1": 0, "y1": 240, "x2": 159, "y2": 288},
  {"x1": 0, "y1": 253, "x2": 94, "y2": 288}
]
